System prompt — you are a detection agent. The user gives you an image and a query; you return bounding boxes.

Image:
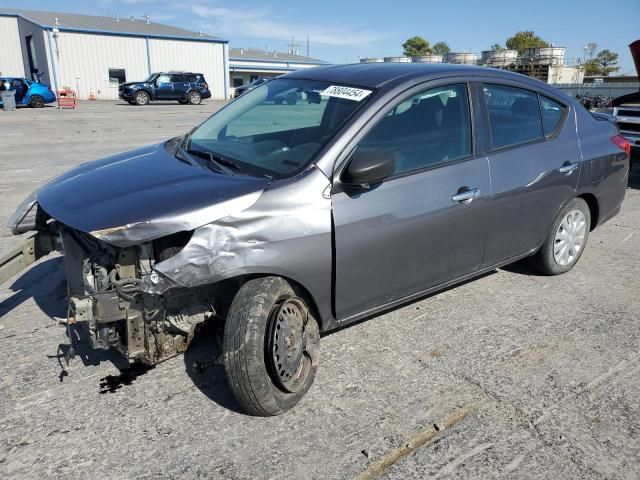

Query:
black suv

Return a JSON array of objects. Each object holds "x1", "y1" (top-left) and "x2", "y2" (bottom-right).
[{"x1": 119, "y1": 72, "x2": 211, "y2": 105}]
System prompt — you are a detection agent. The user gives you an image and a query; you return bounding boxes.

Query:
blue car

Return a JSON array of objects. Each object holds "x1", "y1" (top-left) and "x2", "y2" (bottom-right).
[{"x1": 0, "y1": 77, "x2": 57, "y2": 108}]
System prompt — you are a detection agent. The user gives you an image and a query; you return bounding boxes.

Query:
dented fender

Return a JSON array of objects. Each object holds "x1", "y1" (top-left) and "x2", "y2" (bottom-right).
[{"x1": 147, "y1": 167, "x2": 335, "y2": 327}]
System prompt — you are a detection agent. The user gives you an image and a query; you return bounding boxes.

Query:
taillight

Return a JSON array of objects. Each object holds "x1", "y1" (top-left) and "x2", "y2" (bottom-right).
[
  {"x1": 204, "y1": 82, "x2": 209, "y2": 90},
  {"x1": 611, "y1": 134, "x2": 631, "y2": 159}
]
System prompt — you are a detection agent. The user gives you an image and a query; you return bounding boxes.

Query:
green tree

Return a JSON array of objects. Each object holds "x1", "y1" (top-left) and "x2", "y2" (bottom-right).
[
  {"x1": 490, "y1": 43, "x2": 504, "y2": 51},
  {"x1": 583, "y1": 50, "x2": 621, "y2": 76},
  {"x1": 583, "y1": 59, "x2": 600, "y2": 76},
  {"x1": 595, "y1": 49, "x2": 620, "y2": 76},
  {"x1": 432, "y1": 41, "x2": 451, "y2": 56},
  {"x1": 505, "y1": 31, "x2": 549, "y2": 55},
  {"x1": 402, "y1": 36, "x2": 431, "y2": 57}
]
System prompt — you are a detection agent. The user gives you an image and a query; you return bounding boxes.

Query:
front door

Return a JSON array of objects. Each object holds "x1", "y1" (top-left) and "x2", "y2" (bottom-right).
[
  {"x1": 154, "y1": 74, "x2": 173, "y2": 100},
  {"x1": 332, "y1": 83, "x2": 491, "y2": 321},
  {"x1": 480, "y1": 83, "x2": 581, "y2": 266}
]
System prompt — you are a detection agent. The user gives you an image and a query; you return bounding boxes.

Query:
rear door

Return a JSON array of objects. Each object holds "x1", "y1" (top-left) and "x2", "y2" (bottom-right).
[
  {"x1": 332, "y1": 82, "x2": 492, "y2": 321},
  {"x1": 170, "y1": 74, "x2": 189, "y2": 99},
  {"x1": 480, "y1": 82, "x2": 581, "y2": 266}
]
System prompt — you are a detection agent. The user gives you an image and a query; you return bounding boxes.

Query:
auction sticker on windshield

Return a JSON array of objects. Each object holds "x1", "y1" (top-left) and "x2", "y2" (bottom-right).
[{"x1": 320, "y1": 85, "x2": 372, "y2": 101}]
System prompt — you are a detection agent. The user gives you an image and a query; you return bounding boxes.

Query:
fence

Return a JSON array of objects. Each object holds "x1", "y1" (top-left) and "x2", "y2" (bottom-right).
[{"x1": 554, "y1": 82, "x2": 639, "y2": 98}]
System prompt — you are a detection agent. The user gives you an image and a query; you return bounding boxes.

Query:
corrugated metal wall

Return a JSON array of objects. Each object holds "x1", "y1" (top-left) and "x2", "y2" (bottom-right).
[
  {"x1": 54, "y1": 31, "x2": 148, "y2": 100},
  {"x1": 0, "y1": 17, "x2": 26, "y2": 77},
  {"x1": 149, "y1": 38, "x2": 227, "y2": 99}
]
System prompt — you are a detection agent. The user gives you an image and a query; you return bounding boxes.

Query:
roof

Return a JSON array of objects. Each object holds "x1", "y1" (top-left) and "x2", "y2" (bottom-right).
[
  {"x1": 229, "y1": 48, "x2": 327, "y2": 65},
  {"x1": 0, "y1": 8, "x2": 227, "y2": 42},
  {"x1": 285, "y1": 62, "x2": 550, "y2": 90}
]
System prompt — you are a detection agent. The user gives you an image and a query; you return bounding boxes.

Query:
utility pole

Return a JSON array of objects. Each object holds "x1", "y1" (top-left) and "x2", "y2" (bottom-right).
[{"x1": 287, "y1": 36, "x2": 300, "y2": 55}]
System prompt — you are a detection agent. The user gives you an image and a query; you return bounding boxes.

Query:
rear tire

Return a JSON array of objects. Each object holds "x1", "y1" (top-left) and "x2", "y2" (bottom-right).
[
  {"x1": 29, "y1": 95, "x2": 45, "y2": 108},
  {"x1": 286, "y1": 92, "x2": 298, "y2": 105},
  {"x1": 187, "y1": 91, "x2": 202, "y2": 105},
  {"x1": 223, "y1": 276, "x2": 320, "y2": 416},
  {"x1": 528, "y1": 197, "x2": 591, "y2": 275}
]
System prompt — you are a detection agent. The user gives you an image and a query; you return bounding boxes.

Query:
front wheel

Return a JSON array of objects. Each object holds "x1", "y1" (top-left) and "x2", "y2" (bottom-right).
[
  {"x1": 134, "y1": 91, "x2": 150, "y2": 105},
  {"x1": 528, "y1": 197, "x2": 591, "y2": 275},
  {"x1": 223, "y1": 276, "x2": 320, "y2": 416}
]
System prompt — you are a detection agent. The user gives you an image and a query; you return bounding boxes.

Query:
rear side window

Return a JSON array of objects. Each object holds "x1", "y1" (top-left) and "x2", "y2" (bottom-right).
[
  {"x1": 483, "y1": 84, "x2": 543, "y2": 149},
  {"x1": 358, "y1": 83, "x2": 472, "y2": 175},
  {"x1": 540, "y1": 95, "x2": 566, "y2": 135},
  {"x1": 170, "y1": 74, "x2": 187, "y2": 83},
  {"x1": 187, "y1": 74, "x2": 201, "y2": 83}
]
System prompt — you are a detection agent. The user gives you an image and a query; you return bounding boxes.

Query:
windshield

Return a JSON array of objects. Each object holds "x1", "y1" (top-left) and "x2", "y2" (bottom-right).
[
  {"x1": 188, "y1": 78, "x2": 374, "y2": 179},
  {"x1": 145, "y1": 73, "x2": 158, "y2": 83}
]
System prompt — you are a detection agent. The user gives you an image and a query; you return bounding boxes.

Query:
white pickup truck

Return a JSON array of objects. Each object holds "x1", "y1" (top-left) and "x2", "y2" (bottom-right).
[{"x1": 608, "y1": 40, "x2": 640, "y2": 159}]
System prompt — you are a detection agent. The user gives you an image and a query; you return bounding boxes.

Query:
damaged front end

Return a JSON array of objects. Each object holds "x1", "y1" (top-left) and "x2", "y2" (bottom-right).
[
  {"x1": 3, "y1": 204, "x2": 217, "y2": 365},
  {"x1": 61, "y1": 226, "x2": 215, "y2": 364}
]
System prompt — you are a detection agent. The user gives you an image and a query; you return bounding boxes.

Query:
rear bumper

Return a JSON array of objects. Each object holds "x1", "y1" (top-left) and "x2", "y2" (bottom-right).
[{"x1": 201, "y1": 90, "x2": 212, "y2": 100}]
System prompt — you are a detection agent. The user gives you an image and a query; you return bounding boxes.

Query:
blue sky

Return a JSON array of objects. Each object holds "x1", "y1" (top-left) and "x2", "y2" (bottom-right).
[{"x1": 6, "y1": 0, "x2": 639, "y2": 73}]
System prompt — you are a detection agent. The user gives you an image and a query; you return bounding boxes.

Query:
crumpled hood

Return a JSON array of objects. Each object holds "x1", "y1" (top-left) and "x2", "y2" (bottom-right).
[{"x1": 36, "y1": 143, "x2": 269, "y2": 246}]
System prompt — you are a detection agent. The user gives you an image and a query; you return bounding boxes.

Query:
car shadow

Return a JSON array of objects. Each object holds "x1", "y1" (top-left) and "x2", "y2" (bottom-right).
[
  {"x1": 183, "y1": 321, "x2": 245, "y2": 414},
  {"x1": 0, "y1": 257, "x2": 67, "y2": 320}
]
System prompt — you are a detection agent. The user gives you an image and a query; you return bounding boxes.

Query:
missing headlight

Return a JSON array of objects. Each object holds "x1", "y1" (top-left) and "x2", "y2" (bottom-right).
[{"x1": 153, "y1": 230, "x2": 193, "y2": 262}]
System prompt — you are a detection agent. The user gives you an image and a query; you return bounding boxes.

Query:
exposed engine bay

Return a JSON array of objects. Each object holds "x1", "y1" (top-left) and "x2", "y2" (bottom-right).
[{"x1": 61, "y1": 225, "x2": 216, "y2": 365}]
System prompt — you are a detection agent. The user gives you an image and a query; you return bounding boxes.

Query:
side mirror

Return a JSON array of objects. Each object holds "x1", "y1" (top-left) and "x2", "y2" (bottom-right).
[{"x1": 342, "y1": 149, "x2": 396, "y2": 187}]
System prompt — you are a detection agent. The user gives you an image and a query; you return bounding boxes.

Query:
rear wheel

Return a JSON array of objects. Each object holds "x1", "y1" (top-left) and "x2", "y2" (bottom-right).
[
  {"x1": 29, "y1": 95, "x2": 45, "y2": 108},
  {"x1": 286, "y1": 92, "x2": 298, "y2": 105},
  {"x1": 528, "y1": 197, "x2": 591, "y2": 275},
  {"x1": 187, "y1": 91, "x2": 202, "y2": 105},
  {"x1": 134, "y1": 91, "x2": 150, "y2": 105},
  {"x1": 223, "y1": 276, "x2": 320, "y2": 416}
]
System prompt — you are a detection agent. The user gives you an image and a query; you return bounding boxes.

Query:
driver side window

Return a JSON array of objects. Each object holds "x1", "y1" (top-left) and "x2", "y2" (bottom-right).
[
  {"x1": 156, "y1": 75, "x2": 171, "y2": 84},
  {"x1": 358, "y1": 83, "x2": 471, "y2": 176}
]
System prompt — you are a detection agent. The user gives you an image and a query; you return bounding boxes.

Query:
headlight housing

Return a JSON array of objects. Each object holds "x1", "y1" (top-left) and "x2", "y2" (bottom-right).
[{"x1": 8, "y1": 189, "x2": 39, "y2": 234}]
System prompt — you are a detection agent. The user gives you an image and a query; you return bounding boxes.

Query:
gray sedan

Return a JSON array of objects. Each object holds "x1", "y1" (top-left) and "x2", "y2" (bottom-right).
[{"x1": 3, "y1": 63, "x2": 630, "y2": 416}]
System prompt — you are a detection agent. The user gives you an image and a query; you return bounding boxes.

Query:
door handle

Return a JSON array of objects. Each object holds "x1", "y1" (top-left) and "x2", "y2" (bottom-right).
[
  {"x1": 558, "y1": 162, "x2": 579, "y2": 174},
  {"x1": 452, "y1": 188, "x2": 480, "y2": 204}
]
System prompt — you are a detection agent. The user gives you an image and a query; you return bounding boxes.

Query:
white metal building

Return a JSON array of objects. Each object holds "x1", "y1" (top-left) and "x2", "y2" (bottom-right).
[
  {"x1": 228, "y1": 48, "x2": 327, "y2": 88},
  {"x1": 0, "y1": 9, "x2": 229, "y2": 100}
]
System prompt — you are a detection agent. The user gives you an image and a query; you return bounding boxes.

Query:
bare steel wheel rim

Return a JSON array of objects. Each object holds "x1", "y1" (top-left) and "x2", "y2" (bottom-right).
[
  {"x1": 189, "y1": 92, "x2": 201, "y2": 104},
  {"x1": 553, "y1": 209, "x2": 586, "y2": 266},
  {"x1": 267, "y1": 298, "x2": 312, "y2": 393},
  {"x1": 136, "y1": 92, "x2": 148, "y2": 104}
]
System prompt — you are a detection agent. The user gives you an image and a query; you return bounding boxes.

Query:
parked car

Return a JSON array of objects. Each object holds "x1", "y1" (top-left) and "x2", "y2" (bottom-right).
[
  {"x1": 118, "y1": 72, "x2": 211, "y2": 105},
  {"x1": 3, "y1": 64, "x2": 629, "y2": 416},
  {"x1": 233, "y1": 77, "x2": 267, "y2": 98},
  {"x1": 0, "y1": 77, "x2": 56, "y2": 108},
  {"x1": 605, "y1": 40, "x2": 640, "y2": 159}
]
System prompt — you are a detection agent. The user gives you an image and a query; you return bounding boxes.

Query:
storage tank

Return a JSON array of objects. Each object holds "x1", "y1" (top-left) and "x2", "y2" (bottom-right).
[
  {"x1": 480, "y1": 49, "x2": 518, "y2": 67},
  {"x1": 524, "y1": 47, "x2": 565, "y2": 65},
  {"x1": 360, "y1": 57, "x2": 384, "y2": 63},
  {"x1": 384, "y1": 56, "x2": 412, "y2": 63},
  {"x1": 411, "y1": 55, "x2": 443, "y2": 63},
  {"x1": 444, "y1": 52, "x2": 479, "y2": 65}
]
